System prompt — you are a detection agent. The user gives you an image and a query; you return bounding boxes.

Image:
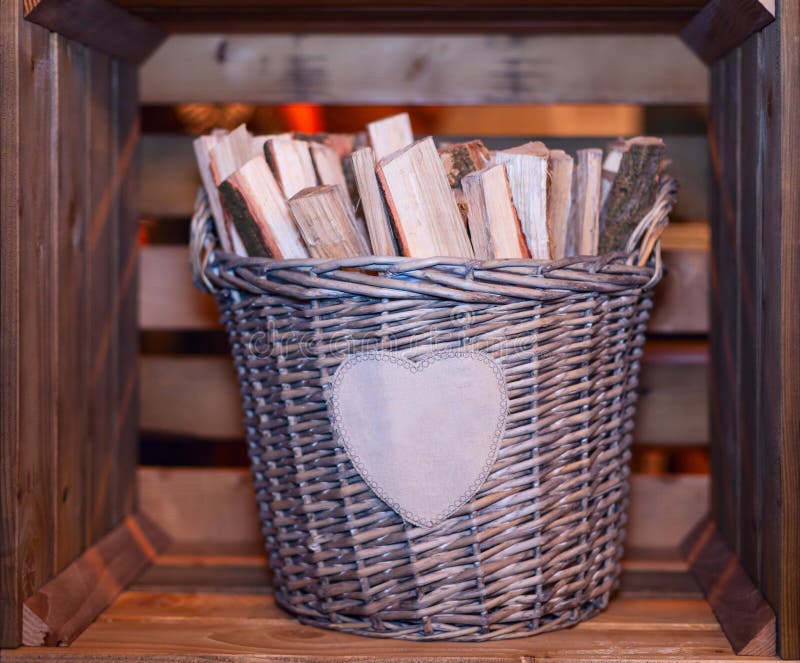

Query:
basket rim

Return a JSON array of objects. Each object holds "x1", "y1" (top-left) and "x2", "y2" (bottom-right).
[{"x1": 206, "y1": 250, "x2": 640, "y2": 273}]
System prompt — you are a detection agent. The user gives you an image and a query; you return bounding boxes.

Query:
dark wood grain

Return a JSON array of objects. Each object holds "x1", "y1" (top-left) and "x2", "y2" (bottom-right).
[
  {"x1": 17, "y1": 11, "x2": 58, "y2": 632},
  {"x1": 137, "y1": 349, "x2": 711, "y2": 447},
  {"x1": 708, "y1": 49, "x2": 739, "y2": 549},
  {"x1": 2, "y1": 542, "x2": 772, "y2": 662},
  {"x1": 762, "y1": 0, "x2": 800, "y2": 655},
  {"x1": 54, "y1": 35, "x2": 91, "y2": 573},
  {"x1": 109, "y1": 0, "x2": 705, "y2": 32},
  {"x1": 24, "y1": 0, "x2": 164, "y2": 64},
  {"x1": 777, "y1": 0, "x2": 800, "y2": 650},
  {"x1": 86, "y1": 50, "x2": 119, "y2": 546},
  {"x1": 758, "y1": 14, "x2": 783, "y2": 654},
  {"x1": 1, "y1": 14, "x2": 142, "y2": 647},
  {"x1": 681, "y1": 0, "x2": 774, "y2": 64},
  {"x1": 0, "y1": 0, "x2": 24, "y2": 646},
  {"x1": 114, "y1": 60, "x2": 141, "y2": 522},
  {"x1": 736, "y1": 27, "x2": 761, "y2": 583},
  {"x1": 21, "y1": 515, "x2": 169, "y2": 646},
  {"x1": 708, "y1": 2, "x2": 800, "y2": 655},
  {"x1": 681, "y1": 515, "x2": 776, "y2": 656},
  {"x1": 139, "y1": 35, "x2": 707, "y2": 106}
]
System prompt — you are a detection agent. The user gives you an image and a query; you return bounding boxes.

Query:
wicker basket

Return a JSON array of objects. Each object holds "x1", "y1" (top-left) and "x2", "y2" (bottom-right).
[{"x1": 189, "y1": 177, "x2": 677, "y2": 641}]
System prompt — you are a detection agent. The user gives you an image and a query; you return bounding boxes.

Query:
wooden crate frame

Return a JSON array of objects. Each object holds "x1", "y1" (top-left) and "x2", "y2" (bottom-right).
[{"x1": 1, "y1": 0, "x2": 797, "y2": 659}]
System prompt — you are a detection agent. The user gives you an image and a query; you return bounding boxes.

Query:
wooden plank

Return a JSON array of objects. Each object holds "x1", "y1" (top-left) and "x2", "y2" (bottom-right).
[
  {"x1": 139, "y1": 133, "x2": 708, "y2": 222},
  {"x1": 762, "y1": 2, "x2": 800, "y2": 655},
  {"x1": 10, "y1": 587, "x2": 768, "y2": 663},
  {"x1": 54, "y1": 35, "x2": 91, "y2": 572},
  {"x1": 86, "y1": 50, "x2": 119, "y2": 546},
  {"x1": 138, "y1": 229, "x2": 709, "y2": 334},
  {"x1": 776, "y1": 0, "x2": 800, "y2": 651},
  {"x1": 650, "y1": 248, "x2": 709, "y2": 333},
  {"x1": 16, "y1": 14, "x2": 58, "y2": 643},
  {"x1": 628, "y1": 475, "x2": 709, "y2": 550},
  {"x1": 757, "y1": 15, "x2": 784, "y2": 657},
  {"x1": 132, "y1": 562, "x2": 272, "y2": 595},
  {"x1": 104, "y1": 590, "x2": 290, "y2": 619},
  {"x1": 708, "y1": 47, "x2": 740, "y2": 552},
  {"x1": 681, "y1": 515, "x2": 776, "y2": 656},
  {"x1": 680, "y1": 0, "x2": 774, "y2": 65},
  {"x1": 651, "y1": 221, "x2": 709, "y2": 334},
  {"x1": 736, "y1": 26, "x2": 761, "y2": 583},
  {"x1": 707, "y1": 7, "x2": 800, "y2": 655},
  {"x1": 109, "y1": 588, "x2": 709, "y2": 621},
  {"x1": 24, "y1": 0, "x2": 164, "y2": 64},
  {"x1": 114, "y1": 60, "x2": 141, "y2": 522},
  {"x1": 139, "y1": 349, "x2": 709, "y2": 446},
  {"x1": 110, "y1": 0, "x2": 707, "y2": 33},
  {"x1": 634, "y1": 362, "x2": 709, "y2": 446},
  {"x1": 140, "y1": 134, "x2": 201, "y2": 219},
  {"x1": 0, "y1": 0, "x2": 24, "y2": 646},
  {"x1": 138, "y1": 468, "x2": 261, "y2": 545},
  {"x1": 21, "y1": 514, "x2": 170, "y2": 647},
  {"x1": 119, "y1": 548, "x2": 703, "y2": 605},
  {"x1": 140, "y1": 356, "x2": 244, "y2": 439},
  {"x1": 138, "y1": 467, "x2": 709, "y2": 556},
  {"x1": 12, "y1": 537, "x2": 768, "y2": 662},
  {"x1": 1, "y1": 544, "x2": 725, "y2": 659},
  {"x1": 2, "y1": 5, "x2": 145, "y2": 648},
  {"x1": 617, "y1": 567, "x2": 703, "y2": 600},
  {"x1": 140, "y1": 34, "x2": 707, "y2": 105}
]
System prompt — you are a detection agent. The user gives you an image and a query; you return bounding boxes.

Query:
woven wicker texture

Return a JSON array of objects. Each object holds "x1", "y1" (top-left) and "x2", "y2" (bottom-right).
[{"x1": 189, "y1": 178, "x2": 676, "y2": 641}]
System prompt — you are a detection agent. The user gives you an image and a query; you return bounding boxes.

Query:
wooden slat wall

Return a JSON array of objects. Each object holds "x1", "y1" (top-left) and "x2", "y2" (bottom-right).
[
  {"x1": 709, "y1": 0, "x2": 799, "y2": 656},
  {"x1": 138, "y1": 353, "x2": 709, "y2": 447},
  {"x1": 139, "y1": 34, "x2": 707, "y2": 105},
  {"x1": 138, "y1": 468, "x2": 709, "y2": 552},
  {"x1": 0, "y1": 6, "x2": 139, "y2": 648},
  {"x1": 138, "y1": 236, "x2": 710, "y2": 335}
]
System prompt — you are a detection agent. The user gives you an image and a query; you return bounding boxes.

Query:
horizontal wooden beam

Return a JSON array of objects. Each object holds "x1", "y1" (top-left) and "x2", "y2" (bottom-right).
[
  {"x1": 24, "y1": 0, "x2": 166, "y2": 64},
  {"x1": 24, "y1": 0, "x2": 165, "y2": 64},
  {"x1": 680, "y1": 0, "x2": 775, "y2": 64},
  {"x1": 5, "y1": 535, "x2": 759, "y2": 661},
  {"x1": 139, "y1": 467, "x2": 709, "y2": 552},
  {"x1": 111, "y1": 1, "x2": 706, "y2": 33},
  {"x1": 681, "y1": 515, "x2": 777, "y2": 656},
  {"x1": 21, "y1": 514, "x2": 170, "y2": 647},
  {"x1": 138, "y1": 349, "x2": 710, "y2": 445},
  {"x1": 140, "y1": 34, "x2": 707, "y2": 105},
  {"x1": 140, "y1": 246, "x2": 219, "y2": 330},
  {"x1": 139, "y1": 468, "x2": 261, "y2": 545},
  {"x1": 138, "y1": 232, "x2": 709, "y2": 334},
  {"x1": 630, "y1": 475, "x2": 709, "y2": 550}
]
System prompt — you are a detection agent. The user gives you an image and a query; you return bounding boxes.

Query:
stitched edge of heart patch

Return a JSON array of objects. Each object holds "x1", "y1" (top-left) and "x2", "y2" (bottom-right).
[{"x1": 327, "y1": 350, "x2": 508, "y2": 529}]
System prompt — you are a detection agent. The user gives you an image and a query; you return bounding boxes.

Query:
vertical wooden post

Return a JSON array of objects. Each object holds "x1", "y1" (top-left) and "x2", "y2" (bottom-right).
[
  {"x1": 708, "y1": 0, "x2": 800, "y2": 656},
  {"x1": 0, "y1": 4, "x2": 144, "y2": 648}
]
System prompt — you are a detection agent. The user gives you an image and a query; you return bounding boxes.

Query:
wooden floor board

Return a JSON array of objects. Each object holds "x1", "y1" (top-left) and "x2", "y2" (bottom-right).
[{"x1": 1, "y1": 543, "x2": 778, "y2": 662}]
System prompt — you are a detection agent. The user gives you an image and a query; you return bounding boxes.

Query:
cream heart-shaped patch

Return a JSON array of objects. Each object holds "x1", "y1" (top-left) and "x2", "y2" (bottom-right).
[{"x1": 328, "y1": 351, "x2": 508, "y2": 528}]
